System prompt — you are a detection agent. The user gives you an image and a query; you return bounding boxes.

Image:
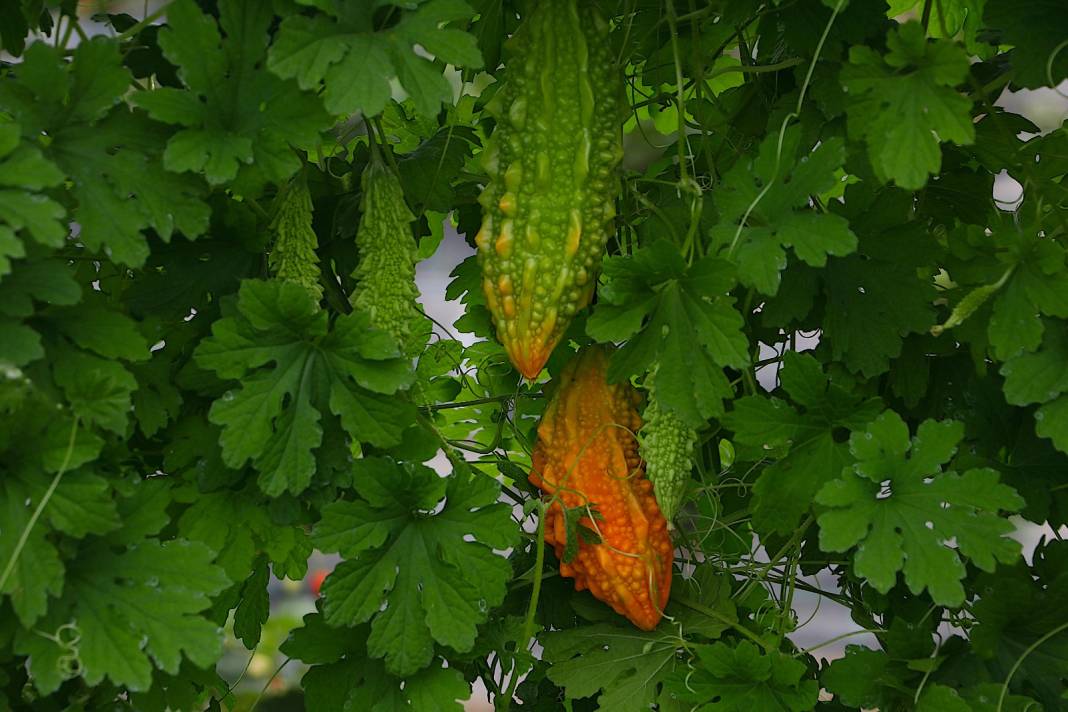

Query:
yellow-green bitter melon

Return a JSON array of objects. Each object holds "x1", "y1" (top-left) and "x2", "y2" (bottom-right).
[{"x1": 476, "y1": 0, "x2": 623, "y2": 379}]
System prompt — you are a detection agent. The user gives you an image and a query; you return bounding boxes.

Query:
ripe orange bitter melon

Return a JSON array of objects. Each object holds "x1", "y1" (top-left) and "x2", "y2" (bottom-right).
[
  {"x1": 476, "y1": 0, "x2": 623, "y2": 379},
  {"x1": 529, "y1": 346, "x2": 673, "y2": 630}
]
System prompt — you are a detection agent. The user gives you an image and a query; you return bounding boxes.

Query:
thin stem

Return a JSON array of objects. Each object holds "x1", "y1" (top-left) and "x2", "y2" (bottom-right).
[
  {"x1": 727, "y1": 0, "x2": 844, "y2": 257},
  {"x1": 0, "y1": 418, "x2": 79, "y2": 594},
  {"x1": 710, "y1": 57, "x2": 805, "y2": 80},
  {"x1": 224, "y1": 648, "x2": 258, "y2": 695},
  {"x1": 114, "y1": 1, "x2": 175, "y2": 41},
  {"x1": 499, "y1": 500, "x2": 546, "y2": 712},
  {"x1": 664, "y1": 0, "x2": 691, "y2": 186},
  {"x1": 674, "y1": 595, "x2": 772, "y2": 653},
  {"x1": 997, "y1": 620, "x2": 1068, "y2": 712},
  {"x1": 798, "y1": 628, "x2": 887, "y2": 656},
  {"x1": 58, "y1": 15, "x2": 75, "y2": 50},
  {"x1": 736, "y1": 515, "x2": 815, "y2": 602},
  {"x1": 372, "y1": 116, "x2": 403, "y2": 175},
  {"x1": 71, "y1": 18, "x2": 90, "y2": 43},
  {"x1": 248, "y1": 658, "x2": 292, "y2": 711},
  {"x1": 424, "y1": 394, "x2": 518, "y2": 411}
]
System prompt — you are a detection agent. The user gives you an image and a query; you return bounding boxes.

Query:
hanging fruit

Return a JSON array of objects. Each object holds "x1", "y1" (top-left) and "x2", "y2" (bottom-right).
[
  {"x1": 529, "y1": 346, "x2": 673, "y2": 630},
  {"x1": 269, "y1": 174, "x2": 322, "y2": 301},
  {"x1": 476, "y1": 0, "x2": 623, "y2": 378},
  {"x1": 640, "y1": 372, "x2": 698, "y2": 528},
  {"x1": 351, "y1": 154, "x2": 421, "y2": 351}
]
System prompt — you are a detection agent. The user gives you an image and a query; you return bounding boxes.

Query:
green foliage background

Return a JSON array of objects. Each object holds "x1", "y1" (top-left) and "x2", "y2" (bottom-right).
[{"x1": 0, "y1": 0, "x2": 1066, "y2": 709}]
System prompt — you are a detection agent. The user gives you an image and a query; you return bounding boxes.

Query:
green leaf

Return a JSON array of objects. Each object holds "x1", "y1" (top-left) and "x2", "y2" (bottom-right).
[
  {"x1": 989, "y1": 278, "x2": 1044, "y2": 359},
  {"x1": 194, "y1": 280, "x2": 415, "y2": 496},
  {"x1": 0, "y1": 125, "x2": 66, "y2": 268},
  {"x1": 0, "y1": 479, "x2": 65, "y2": 626},
  {"x1": 393, "y1": 0, "x2": 484, "y2": 68},
  {"x1": 985, "y1": 0, "x2": 1068, "y2": 88},
  {"x1": 62, "y1": 539, "x2": 231, "y2": 692},
  {"x1": 986, "y1": 230, "x2": 1068, "y2": 360},
  {"x1": 542, "y1": 624, "x2": 678, "y2": 712},
  {"x1": 35, "y1": 418, "x2": 103, "y2": 473},
  {"x1": 0, "y1": 40, "x2": 211, "y2": 267},
  {"x1": 313, "y1": 458, "x2": 517, "y2": 676},
  {"x1": 0, "y1": 258, "x2": 80, "y2": 318},
  {"x1": 108, "y1": 480, "x2": 172, "y2": 546},
  {"x1": 713, "y1": 131, "x2": 857, "y2": 295},
  {"x1": 268, "y1": 0, "x2": 482, "y2": 118},
  {"x1": 0, "y1": 226, "x2": 23, "y2": 283},
  {"x1": 177, "y1": 490, "x2": 267, "y2": 583},
  {"x1": 961, "y1": 683, "x2": 1042, "y2": 712},
  {"x1": 816, "y1": 411, "x2": 1024, "y2": 605},
  {"x1": 917, "y1": 684, "x2": 971, "y2": 712},
  {"x1": 263, "y1": 524, "x2": 313, "y2": 581},
  {"x1": 0, "y1": 317, "x2": 43, "y2": 366},
  {"x1": 282, "y1": 615, "x2": 419, "y2": 711},
  {"x1": 842, "y1": 23, "x2": 974, "y2": 189},
  {"x1": 396, "y1": 127, "x2": 478, "y2": 212},
  {"x1": 233, "y1": 556, "x2": 270, "y2": 649},
  {"x1": 1000, "y1": 327, "x2": 1068, "y2": 406},
  {"x1": 588, "y1": 242, "x2": 749, "y2": 426},
  {"x1": 724, "y1": 353, "x2": 879, "y2": 534},
  {"x1": 44, "y1": 296, "x2": 150, "y2": 362},
  {"x1": 51, "y1": 346, "x2": 138, "y2": 434},
  {"x1": 722, "y1": 396, "x2": 810, "y2": 449},
  {"x1": 971, "y1": 541, "x2": 1068, "y2": 710},
  {"x1": 1036, "y1": 394, "x2": 1068, "y2": 454},
  {"x1": 57, "y1": 113, "x2": 211, "y2": 266},
  {"x1": 18, "y1": 470, "x2": 118, "y2": 539},
  {"x1": 822, "y1": 247, "x2": 936, "y2": 377},
  {"x1": 821, "y1": 647, "x2": 908, "y2": 710},
  {"x1": 751, "y1": 433, "x2": 851, "y2": 536},
  {"x1": 663, "y1": 641, "x2": 819, "y2": 711},
  {"x1": 281, "y1": 612, "x2": 359, "y2": 665},
  {"x1": 136, "y1": 0, "x2": 331, "y2": 188},
  {"x1": 14, "y1": 613, "x2": 70, "y2": 695}
]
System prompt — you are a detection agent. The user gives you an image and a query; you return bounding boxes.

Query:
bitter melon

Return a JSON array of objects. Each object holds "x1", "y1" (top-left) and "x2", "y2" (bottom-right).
[
  {"x1": 529, "y1": 346, "x2": 673, "y2": 630},
  {"x1": 351, "y1": 157, "x2": 421, "y2": 349},
  {"x1": 269, "y1": 175, "x2": 322, "y2": 300},
  {"x1": 640, "y1": 374, "x2": 698, "y2": 528},
  {"x1": 476, "y1": 0, "x2": 623, "y2": 379}
]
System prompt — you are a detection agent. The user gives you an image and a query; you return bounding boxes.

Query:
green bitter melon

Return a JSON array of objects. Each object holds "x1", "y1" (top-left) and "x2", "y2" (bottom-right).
[
  {"x1": 476, "y1": 0, "x2": 623, "y2": 378},
  {"x1": 269, "y1": 175, "x2": 322, "y2": 301},
  {"x1": 640, "y1": 375, "x2": 698, "y2": 528},
  {"x1": 351, "y1": 157, "x2": 421, "y2": 349}
]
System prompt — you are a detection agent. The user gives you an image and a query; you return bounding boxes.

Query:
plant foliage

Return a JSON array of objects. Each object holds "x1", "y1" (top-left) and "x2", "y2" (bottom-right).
[{"x1": 0, "y1": 0, "x2": 1066, "y2": 709}]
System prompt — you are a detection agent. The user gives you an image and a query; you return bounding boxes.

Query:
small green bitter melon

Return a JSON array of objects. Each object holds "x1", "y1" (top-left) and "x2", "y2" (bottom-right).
[
  {"x1": 269, "y1": 175, "x2": 322, "y2": 301},
  {"x1": 640, "y1": 373, "x2": 698, "y2": 528},
  {"x1": 351, "y1": 156, "x2": 421, "y2": 349}
]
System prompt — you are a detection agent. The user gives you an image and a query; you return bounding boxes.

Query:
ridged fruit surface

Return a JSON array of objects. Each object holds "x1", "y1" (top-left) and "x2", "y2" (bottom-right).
[
  {"x1": 476, "y1": 0, "x2": 622, "y2": 379},
  {"x1": 269, "y1": 176, "x2": 322, "y2": 300},
  {"x1": 529, "y1": 346, "x2": 673, "y2": 630},
  {"x1": 640, "y1": 383, "x2": 698, "y2": 528},
  {"x1": 351, "y1": 158, "x2": 420, "y2": 348}
]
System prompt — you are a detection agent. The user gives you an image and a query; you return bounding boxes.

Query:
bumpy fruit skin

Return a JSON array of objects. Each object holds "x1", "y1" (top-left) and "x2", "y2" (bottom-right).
[
  {"x1": 529, "y1": 347, "x2": 673, "y2": 630},
  {"x1": 640, "y1": 385, "x2": 698, "y2": 528},
  {"x1": 352, "y1": 159, "x2": 420, "y2": 348},
  {"x1": 476, "y1": 0, "x2": 623, "y2": 379},
  {"x1": 269, "y1": 176, "x2": 322, "y2": 300}
]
